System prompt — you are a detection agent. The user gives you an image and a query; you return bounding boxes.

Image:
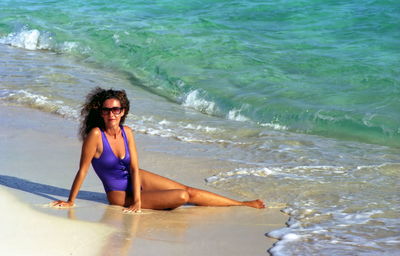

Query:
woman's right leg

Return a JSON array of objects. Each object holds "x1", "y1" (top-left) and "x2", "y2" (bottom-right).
[{"x1": 140, "y1": 169, "x2": 265, "y2": 208}]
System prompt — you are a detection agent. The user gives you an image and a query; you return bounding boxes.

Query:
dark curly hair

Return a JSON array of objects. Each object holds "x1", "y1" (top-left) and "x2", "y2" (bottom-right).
[{"x1": 79, "y1": 87, "x2": 130, "y2": 141}]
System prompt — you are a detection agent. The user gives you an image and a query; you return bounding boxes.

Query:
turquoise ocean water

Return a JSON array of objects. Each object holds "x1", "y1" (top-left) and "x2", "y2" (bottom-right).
[{"x1": 1, "y1": 0, "x2": 399, "y2": 255}]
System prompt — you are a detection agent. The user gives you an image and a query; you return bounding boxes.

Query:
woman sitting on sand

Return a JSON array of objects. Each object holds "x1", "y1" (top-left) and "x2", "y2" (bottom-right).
[{"x1": 52, "y1": 87, "x2": 265, "y2": 212}]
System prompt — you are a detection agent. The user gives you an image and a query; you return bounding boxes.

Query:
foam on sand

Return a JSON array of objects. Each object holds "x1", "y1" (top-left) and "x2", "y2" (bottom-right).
[{"x1": 0, "y1": 188, "x2": 115, "y2": 256}]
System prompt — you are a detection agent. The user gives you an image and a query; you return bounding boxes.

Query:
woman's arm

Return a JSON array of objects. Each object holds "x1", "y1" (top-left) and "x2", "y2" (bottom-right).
[
  {"x1": 52, "y1": 128, "x2": 100, "y2": 207},
  {"x1": 124, "y1": 126, "x2": 142, "y2": 212}
]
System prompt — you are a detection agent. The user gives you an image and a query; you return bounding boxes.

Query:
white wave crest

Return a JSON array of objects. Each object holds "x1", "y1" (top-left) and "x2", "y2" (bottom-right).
[
  {"x1": 126, "y1": 114, "x2": 242, "y2": 146},
  {"x1": 0, "y1": 28, "x2": 81, "y2": 53},
  {"x1": 227, "y1": 108, "x2": 249, "y2": 122},
  {"x1": 0, "y1": 29, "x2": 51, "y2": 50},
  {"x1": 180, "y1": 123, "x2": 222, "y2": 133},
  {"x1": 205, "y1": 167, "x2": 274, "y2": 183},
  {"x1": 182, "y1": 90, "x2": 217, "y2": 115},
  {"x1": 59, "y1": 41, "x2": 80, "y2": 53},
  {"x1": 259, "y1": 122, "x2": 288, "y2": 131},
  {"x1": 0, "y1": 89, "x2": 78, "y2": 119},
  {"x1": 112, "y1": 34, "x2": 120, "y2": 44}
]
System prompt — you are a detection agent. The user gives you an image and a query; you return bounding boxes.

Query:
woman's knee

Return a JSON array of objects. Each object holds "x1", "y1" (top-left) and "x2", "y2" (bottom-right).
[
  {"x1": 176, "y1": 190, "x2": 189, "y2": 204},
  {"x1": 186, "y1": 187, "x2": 198, "y2": 198}
]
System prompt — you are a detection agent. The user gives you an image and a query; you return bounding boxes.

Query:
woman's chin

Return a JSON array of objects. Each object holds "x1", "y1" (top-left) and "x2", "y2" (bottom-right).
[{"x1": 105, "y1": 120, "x2": 119, "y2": 127}]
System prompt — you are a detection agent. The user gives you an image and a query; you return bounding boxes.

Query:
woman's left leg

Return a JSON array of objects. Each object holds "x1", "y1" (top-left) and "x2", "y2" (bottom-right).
[
  {"x1": 139, "y1": 169, "x2": 265, "y2": 208},
  {"x1": 140, "y1": 190, "x2": 189, "y2": 210}
]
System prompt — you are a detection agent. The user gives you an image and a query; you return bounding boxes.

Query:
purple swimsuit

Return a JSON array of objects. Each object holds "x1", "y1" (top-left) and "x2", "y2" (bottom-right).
[{"x1": 92, "y1": 126, "x2": 132, "y2": 192}]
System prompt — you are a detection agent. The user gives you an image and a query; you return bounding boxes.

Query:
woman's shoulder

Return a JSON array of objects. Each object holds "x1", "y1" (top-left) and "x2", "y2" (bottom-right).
[
  {"x1": 122, "y1": 125, "x2": 135, "y2": 139},
  {"x1": 81, "y1": 127, "x2": 102, "y2": 148},
  {"x1": 122, "y1": 125, "x2": 133, "y2": 133},
  {"x1": 89, "y1": 127, "x2": 102, "y2": 135},
  {"x1": 85, "y1": 127, "x2": 102, "y2": 141}
]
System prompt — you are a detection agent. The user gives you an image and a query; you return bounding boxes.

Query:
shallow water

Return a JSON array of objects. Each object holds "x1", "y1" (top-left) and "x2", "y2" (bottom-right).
[
  {"x1": 207, "y1": 164, "x2": 400, "y2": 255},
  {"x1": 1, "y1": 1, "x2": 400, "y2": 255}
]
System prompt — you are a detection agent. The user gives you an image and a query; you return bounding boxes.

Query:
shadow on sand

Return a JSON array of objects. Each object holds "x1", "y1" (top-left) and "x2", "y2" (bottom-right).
[{"x1": 0, "y1": 174, "x2": 107, "y2": 203}]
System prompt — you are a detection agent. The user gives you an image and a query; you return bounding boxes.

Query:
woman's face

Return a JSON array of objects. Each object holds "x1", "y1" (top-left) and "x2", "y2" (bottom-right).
[{"x1": 101, "y1": 98, "x2": 125, "y2": 127}]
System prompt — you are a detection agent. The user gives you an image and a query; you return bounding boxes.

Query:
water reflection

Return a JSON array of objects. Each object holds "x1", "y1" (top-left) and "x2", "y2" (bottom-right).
[{"x1": 64, "y1": 205, "x2": 234, "y2": 256}]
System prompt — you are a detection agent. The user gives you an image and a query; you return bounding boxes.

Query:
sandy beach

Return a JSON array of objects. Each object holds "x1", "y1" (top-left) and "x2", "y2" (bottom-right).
[
  {"x1": 0, "y1": 104, "x2": 287, "y2": 256},
  {"x1": 2, "y1": 1, "x2": 400, "y2": 254}
]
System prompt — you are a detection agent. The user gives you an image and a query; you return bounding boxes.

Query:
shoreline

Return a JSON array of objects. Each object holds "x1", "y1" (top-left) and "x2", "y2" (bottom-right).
[{"x1": 0, "y1": 104, "x2": 287, "y2": 255}]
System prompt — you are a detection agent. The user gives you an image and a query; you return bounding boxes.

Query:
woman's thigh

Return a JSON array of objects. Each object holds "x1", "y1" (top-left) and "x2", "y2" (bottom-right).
[
  {"x1": 140, "y1": 189, "x2": 188, "y2": 210},
  {"x1": 139, "y1": 169, "x2": 187, "y2": 191},
  {"x1": 107, "y1": 190, "x2": 128, "y2": 206},
  {"x1": 107, "y1": 189, "x2": 188, "y2": 210}
]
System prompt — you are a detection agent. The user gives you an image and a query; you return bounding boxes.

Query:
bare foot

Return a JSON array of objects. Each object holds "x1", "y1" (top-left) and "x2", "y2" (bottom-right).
[{"x1": 243, "y1": 199, "x2": 266, "y2": 209}]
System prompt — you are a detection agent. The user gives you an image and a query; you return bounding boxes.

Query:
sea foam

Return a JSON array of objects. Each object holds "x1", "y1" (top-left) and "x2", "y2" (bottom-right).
[
  {"x1": 0, "y1": 28, "x2": 82, "y2": 53},
  {"x1": 205, "y1": 167, "x2": 275, "y2": 183},
  {"x1": 182, "y1": 90, "x2": 217, "y2": 115},
  {"x1": 0, "y1": 29, "x2": 52, "y2": 50},
  {"x1": 0, "y1": 89, "x2": 78, "y2": 119}
]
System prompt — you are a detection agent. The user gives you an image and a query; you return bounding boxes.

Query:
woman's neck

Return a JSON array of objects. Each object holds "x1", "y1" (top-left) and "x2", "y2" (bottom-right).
[{"x1": 104, "y1": 125, "x2": 121, "y2": 139}]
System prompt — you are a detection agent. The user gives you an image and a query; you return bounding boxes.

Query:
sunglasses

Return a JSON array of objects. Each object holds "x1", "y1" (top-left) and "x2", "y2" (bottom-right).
[{"x1": 101, "y1": 107, "x2": 123, "y2": 115}]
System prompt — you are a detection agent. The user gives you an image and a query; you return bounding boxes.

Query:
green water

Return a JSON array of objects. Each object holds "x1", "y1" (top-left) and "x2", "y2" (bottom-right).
[{"x1": 1, "y1": 0, "x2": 399, "y2": 146}]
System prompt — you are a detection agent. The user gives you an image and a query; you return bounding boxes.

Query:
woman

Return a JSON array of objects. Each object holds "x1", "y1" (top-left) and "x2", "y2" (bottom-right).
[{"x1": 52, "y1": 88, "x2": 265, "y2": 212}]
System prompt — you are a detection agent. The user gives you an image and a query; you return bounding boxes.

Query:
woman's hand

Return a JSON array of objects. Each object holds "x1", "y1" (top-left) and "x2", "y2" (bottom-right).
[
  {"x1": 123, "y1": 201, "x2": 142, "y2": 213},
  {"x1": 51, "y1": 200, "x2": 75, "y2": 208}
]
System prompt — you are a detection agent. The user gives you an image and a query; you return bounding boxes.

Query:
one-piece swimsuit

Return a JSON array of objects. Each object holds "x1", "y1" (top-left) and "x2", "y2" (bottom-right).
[{"x1": 92, "y1": 126, "x2": 132, "y2": 192}]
